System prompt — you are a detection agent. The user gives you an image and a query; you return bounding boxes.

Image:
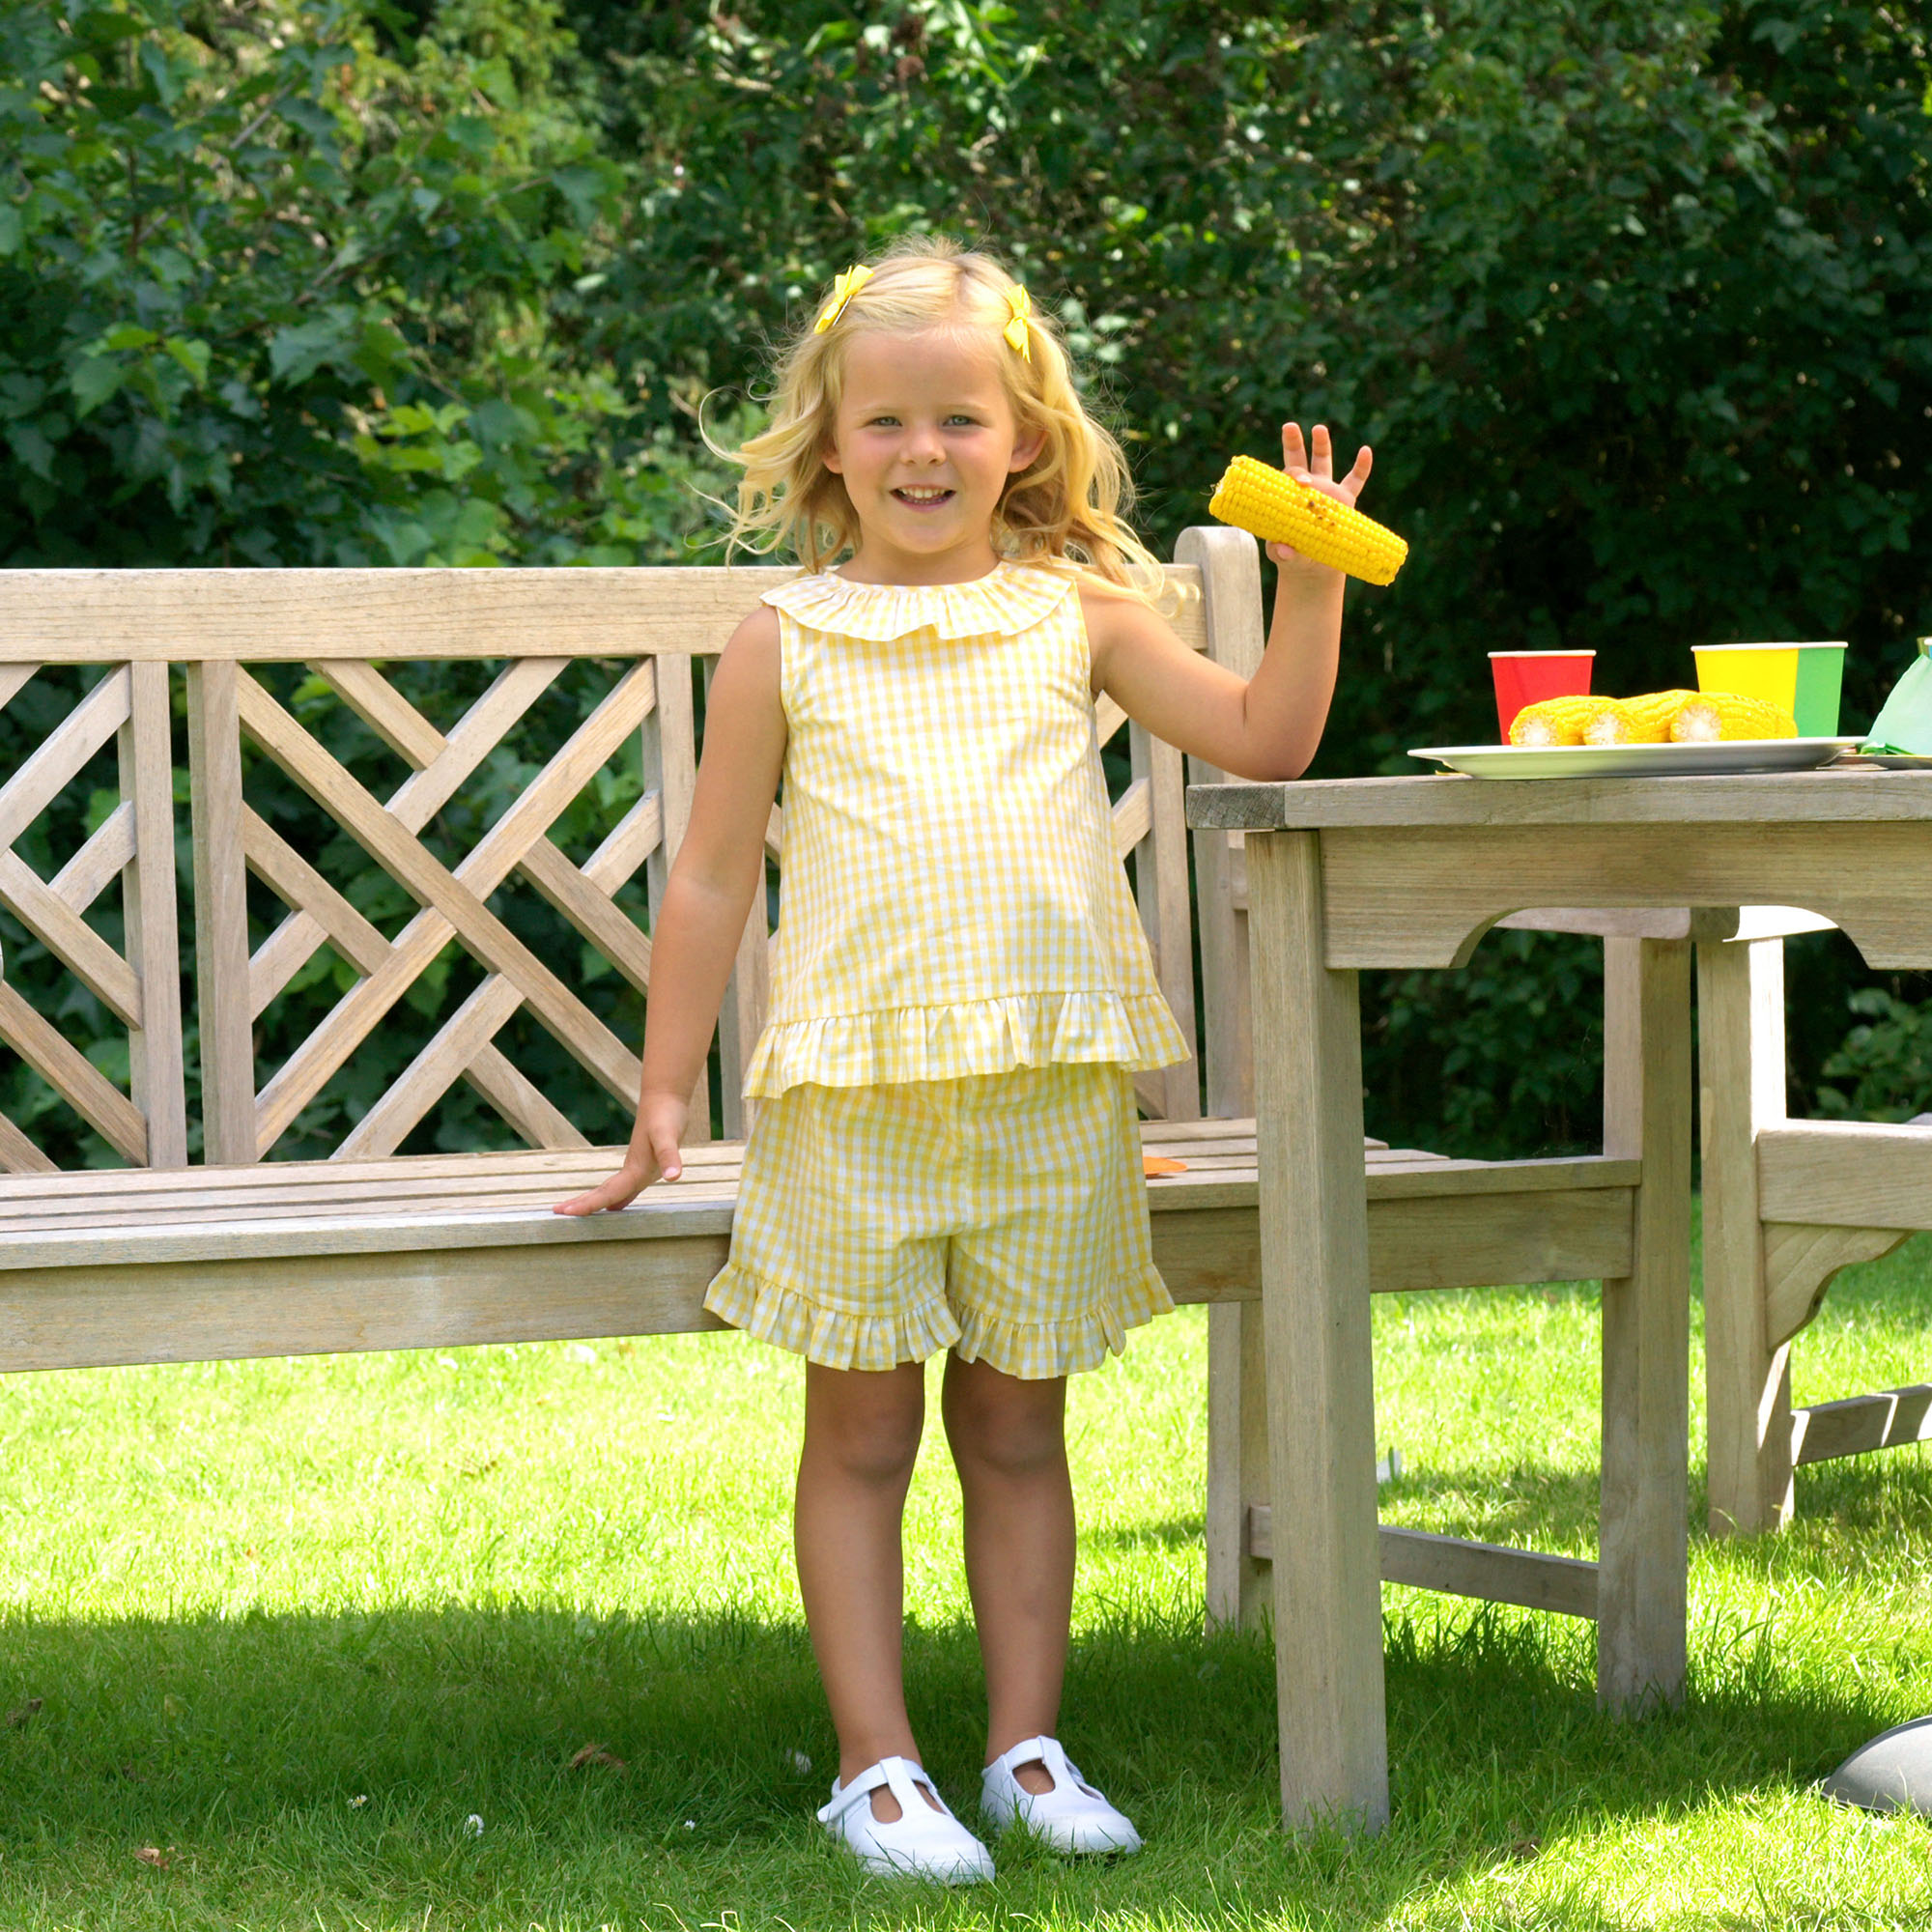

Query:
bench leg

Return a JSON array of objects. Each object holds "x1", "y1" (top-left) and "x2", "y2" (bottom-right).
[
  {"x1": 1206, "y1": 1300, "x2": 1270, "y2": 1631},
  {"x1": 1248, "y1": 832, "x2": 1387, "y2": 1831},
  {"x1": 1697, "y1": 937, "x2": 1794, "y2": 1537},
  {"x1": 1598, "y1": 936, "x2": 1692, "y2": 1712}
]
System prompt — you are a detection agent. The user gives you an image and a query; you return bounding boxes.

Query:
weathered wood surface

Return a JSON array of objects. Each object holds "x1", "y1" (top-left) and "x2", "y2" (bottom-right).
[
  {"x1": 0, "y1": 565, "x2": 1211, "y2": 661},
  {"x1": 0, "y1": 1127, "x2": 1641, "y2": 1372},
  {"x1": 1247, "y1": 830, "x2": 1388, "y2": 1833},
  {"x1": 0, "y1": 660, "x2": 186, "y2": 1172},
  {"x1": 1246, "y1": 1511, "x2": 1601, "y2": 1620},
  {"x1": 1698, "y1": 937, "x2": 1795, "y2": 1538},
  {"x1": 1596, "y1": 936, "x2": 1691, "y2": 1713},
  {"x1": 1313, "y1": 823, "x2": 1932, "y2": 971},
  {"x1": 1791, "y1": 1385, "x2": 1932, "y2": 1465},
  {"x1": 1758, "y1": 1122, "x2": 1932, "y2": 1230},
  {"x1": 1190, "y1": 770, "x2": 1932, "y2": 831},
  {"x1": 1761, "y1": 1224, "x2": 1913, "y2": 1353}
]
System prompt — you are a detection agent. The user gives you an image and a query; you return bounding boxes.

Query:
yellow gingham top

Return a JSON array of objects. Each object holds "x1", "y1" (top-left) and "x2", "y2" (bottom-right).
[{"x1": 741, "y1": 558, "x2": 1191, "y2": 1099}]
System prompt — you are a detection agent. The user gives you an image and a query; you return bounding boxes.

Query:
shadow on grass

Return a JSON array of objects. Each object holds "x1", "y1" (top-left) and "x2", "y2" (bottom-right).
[{"x1": 0, "y1": 1584, "x2": 1906, "y2": 1929}]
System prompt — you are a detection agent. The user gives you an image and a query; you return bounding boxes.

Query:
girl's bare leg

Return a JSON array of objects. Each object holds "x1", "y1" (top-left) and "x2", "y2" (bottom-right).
[
  {"x1": 942, "y1": 1351, "x2": 1073, "y2": 1795},
  {"x1": 795, "y1": 1358, "x2": 938, "y2": 1821}
]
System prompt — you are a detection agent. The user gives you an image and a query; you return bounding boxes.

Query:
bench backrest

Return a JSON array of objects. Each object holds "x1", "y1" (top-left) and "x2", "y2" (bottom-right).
[{"x1": 0, "y1": 529, "x2": 1263, "y2": 1170}]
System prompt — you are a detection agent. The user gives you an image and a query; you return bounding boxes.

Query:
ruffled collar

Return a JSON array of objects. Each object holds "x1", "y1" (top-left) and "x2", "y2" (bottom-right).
[{"x1": 761, "y1": 558, "x2": 1078, "y2": 642}]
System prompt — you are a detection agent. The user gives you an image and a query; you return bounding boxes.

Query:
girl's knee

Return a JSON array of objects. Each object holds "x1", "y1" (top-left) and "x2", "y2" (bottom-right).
[
  {"x1": 943, "y1": 1355, "x2": 1066, "y2": 1477},
  {"x1": 803, "y1": 1360, "x2": 924, "y2": 1485}
]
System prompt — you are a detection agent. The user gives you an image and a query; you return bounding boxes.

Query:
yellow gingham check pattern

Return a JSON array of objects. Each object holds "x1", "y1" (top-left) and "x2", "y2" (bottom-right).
[
  {"x1": 703, "y1": 1062, "x2": 1173, "y2": 1378},
  {"x1": 740, "y1": 560, "x2": 1190, "y2": 1099}
]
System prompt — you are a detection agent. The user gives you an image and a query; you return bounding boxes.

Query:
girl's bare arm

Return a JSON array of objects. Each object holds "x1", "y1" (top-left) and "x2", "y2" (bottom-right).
[
  {"x1": 1087, "y1": 423, "x2": 1371, "y2": 782},
  {"x1": 554, "y1": 607, "x2": 786, "y2": 1213}
]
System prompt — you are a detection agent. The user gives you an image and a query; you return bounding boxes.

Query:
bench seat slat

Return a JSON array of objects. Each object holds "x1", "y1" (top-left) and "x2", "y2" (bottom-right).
[{"x1": 0, "y1": 1132, "x2": 1637, "y2": 1277}]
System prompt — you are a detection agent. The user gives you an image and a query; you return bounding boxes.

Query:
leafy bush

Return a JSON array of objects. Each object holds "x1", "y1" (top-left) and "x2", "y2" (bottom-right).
[
  {"x1": 1816, "y1": 986, "x2": 1932, "y2": 1122},
  {"x1": 0, "y1": 0, "x2": 723, "y2": 569}
]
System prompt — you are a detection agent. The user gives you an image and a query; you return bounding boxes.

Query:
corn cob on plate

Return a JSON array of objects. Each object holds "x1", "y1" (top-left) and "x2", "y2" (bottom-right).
[
  {"x1": 1208, "y1": 455, "x2": 1408, "y2": 583},
  {"x1": 1509, "y1": 695, "x2": 1620, "y2": 747}
]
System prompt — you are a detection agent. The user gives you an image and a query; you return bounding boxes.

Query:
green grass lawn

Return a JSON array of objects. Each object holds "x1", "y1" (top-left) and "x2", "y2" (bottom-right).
[{"x1": 2, "y1": 1230, "x2": 1929, "y2": 1929}]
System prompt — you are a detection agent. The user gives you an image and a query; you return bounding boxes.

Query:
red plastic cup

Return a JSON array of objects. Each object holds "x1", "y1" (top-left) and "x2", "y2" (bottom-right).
[{"x1": 1489, "y1": 651, "x2": 1595, "y2": 742}]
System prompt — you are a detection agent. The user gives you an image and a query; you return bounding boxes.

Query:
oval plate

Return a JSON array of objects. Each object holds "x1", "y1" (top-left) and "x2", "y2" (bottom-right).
[{"x1": 1406, "y1": 738, "x2": 1863, "y2": 780}]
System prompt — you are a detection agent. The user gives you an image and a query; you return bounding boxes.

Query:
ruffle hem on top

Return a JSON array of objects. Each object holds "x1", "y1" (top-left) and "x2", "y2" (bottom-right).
[
  {"x1": 701, "y1": 1254, "x2": 1174, "y2": 1380},
  {"x1": 761, "y1": 557, "x2": 1078, "y2": 642},
  {"x1": 740, "y1": 989, "x2": 1191, "y2": 1100}
]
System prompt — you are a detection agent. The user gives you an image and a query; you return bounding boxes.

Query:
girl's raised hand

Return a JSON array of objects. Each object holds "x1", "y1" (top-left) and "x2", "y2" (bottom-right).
[{"x1": 1266, "y1": 422, "x2": 1373, "y2": 571}]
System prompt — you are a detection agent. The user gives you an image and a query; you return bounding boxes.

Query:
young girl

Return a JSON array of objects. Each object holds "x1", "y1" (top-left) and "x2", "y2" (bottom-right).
[{"x1": 556, "y1": 238, "x2": 1371, "y2": 1883}]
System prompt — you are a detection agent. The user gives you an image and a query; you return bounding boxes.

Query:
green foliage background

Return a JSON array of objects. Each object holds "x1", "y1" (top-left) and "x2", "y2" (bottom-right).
[{"x1": 3, "y1": 0, "x2": 1929, "y2": 1165}]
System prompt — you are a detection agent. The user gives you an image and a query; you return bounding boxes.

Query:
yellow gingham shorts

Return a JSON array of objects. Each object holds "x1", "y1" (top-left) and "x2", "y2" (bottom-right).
[{"x1": 702, "y1": 1063, "x2": 1173, "y2": 1380}]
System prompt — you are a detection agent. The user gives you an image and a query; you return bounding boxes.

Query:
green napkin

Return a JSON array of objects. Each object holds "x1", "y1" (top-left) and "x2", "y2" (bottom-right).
[{"x1": 1862, "y1": 655, "x2": 1932, "y2": 754}]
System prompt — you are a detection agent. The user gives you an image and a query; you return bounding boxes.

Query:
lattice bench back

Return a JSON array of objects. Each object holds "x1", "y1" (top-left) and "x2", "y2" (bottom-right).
[{"x1": 0, "y1": 542, "x2": 1263, "y2": 1171}]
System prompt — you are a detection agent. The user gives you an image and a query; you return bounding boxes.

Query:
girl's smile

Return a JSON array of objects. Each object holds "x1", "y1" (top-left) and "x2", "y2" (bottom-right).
[{"x1": 822, "y1": 327, "x2": 1043, "y2": 582}]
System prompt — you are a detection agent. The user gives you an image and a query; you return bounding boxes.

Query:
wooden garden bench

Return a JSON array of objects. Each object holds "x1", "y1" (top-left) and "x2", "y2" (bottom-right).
[
  {"x1": 1699, "y1": 929, "x2": 1932, "y2": 1536},
  {"x1": 0, "y1": 532, "x2": 1685, "y2": 1794}
]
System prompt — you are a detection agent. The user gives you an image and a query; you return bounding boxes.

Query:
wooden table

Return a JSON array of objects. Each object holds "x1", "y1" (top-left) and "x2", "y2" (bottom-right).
[{"x1": 1184, "y1": 767, "x2": 1932, "y2": 1833}]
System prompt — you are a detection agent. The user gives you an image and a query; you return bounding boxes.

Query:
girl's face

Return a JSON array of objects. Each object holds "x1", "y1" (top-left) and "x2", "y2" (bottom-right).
[{"x1": 822, "y1": 326, "x2": 1045, "y2": 582}]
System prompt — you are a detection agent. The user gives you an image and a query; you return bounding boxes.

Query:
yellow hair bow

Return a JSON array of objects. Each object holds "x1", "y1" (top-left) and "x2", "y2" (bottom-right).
[
  {"x1": 814, "y1": 265, "x2": 872, "y2": 333},
  {"x1": 1004, "y1": 285, "x2": 1032, "y2": 361}
]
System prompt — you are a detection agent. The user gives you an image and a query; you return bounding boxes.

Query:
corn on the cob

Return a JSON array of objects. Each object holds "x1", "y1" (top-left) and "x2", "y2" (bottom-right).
[
  {"x1": 1669, "y1": 692, "x2": 1798, "y2": 742},
  {"x1": 1208, "y1": 455, "x2": 1408, "y2": 584},
  {"x1": 1509, "y1": 695, "x2": 1619, "y2": 747},
  {"x1": 1582, "y1": 690, "x2": 1701, "y2": 746}
]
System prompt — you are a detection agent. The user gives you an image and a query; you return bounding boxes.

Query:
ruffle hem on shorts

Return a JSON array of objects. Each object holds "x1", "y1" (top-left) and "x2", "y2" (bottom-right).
[{"x1": 702, "y1": 1256, "x2": 1174, "y2": 1381}]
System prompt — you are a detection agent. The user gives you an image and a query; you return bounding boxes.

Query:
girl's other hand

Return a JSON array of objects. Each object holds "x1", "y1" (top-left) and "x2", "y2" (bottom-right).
[
  {"x1": 1264, "y1": 422, "x2": 1374, "y2": 570},
  {"x1": 553, "y1": 1092, "x2": 688, "y2": 1214}
]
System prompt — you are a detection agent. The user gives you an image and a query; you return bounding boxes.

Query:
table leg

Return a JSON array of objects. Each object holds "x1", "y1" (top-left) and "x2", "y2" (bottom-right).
[
  {"x1": 1205, "y1": 1300, "x2": 1270, "y2": 1631},
  {"x1": 1598, "y1": 936, "x2": 1692, "y2": 1711},
  {"x1": 1247, "y1": 831, "x2": 1388, "y2": 1831},
  {"x1": 1697, "y1": 936, "x2": 1794, "y2": 1537}
]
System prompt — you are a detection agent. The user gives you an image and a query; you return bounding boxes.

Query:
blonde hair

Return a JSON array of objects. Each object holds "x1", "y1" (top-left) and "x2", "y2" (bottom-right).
[{"x1": 719, "y1": 236, "x2": 1166, "y2": 591}]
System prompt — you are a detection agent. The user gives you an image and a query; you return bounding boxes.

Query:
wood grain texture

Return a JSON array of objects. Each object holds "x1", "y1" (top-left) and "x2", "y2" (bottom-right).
[
  {"x1": 185, "y1": 661, "x2": 257, "y2": 1165},
  {"x1": 1309, "y1": 822, "x2": 1932, "y2": 971},
  {"x1": 1697, "y1": 938, "x2": 1793, "y2": 1538},
  {"x1": 0, "y1": 564, "x2": 1209, "y2": 662},
  {"x1": 234, "y1": 664, "x2": 649, "y2": 1148},
  {"x1": 1129, "y1": 715, "x2": 1201, "y2": 1122},
  {"x1": 1758, "y1": 1122, "x2": 1932, "y2": 1231},
  {"x1": 1189, "y1": 769, "x2": 1932, "y2": 833},
  {"x1": 48, "y1": 802, "x2": 136, "y2": 912},
  {"x1": 122, "y1": 660, "x2": 188, "y2": 1167},
  {"x1": 0, "y1": 1111, "x2": 57, "y2": 1176},
  {"x1": 1762, "y1": 1223, "x2": 1912, "y2": 1351},
  {"x1": 1246, "y1": 1513, "x2": 1601, "y2": 1620},
  {"x1": 1205, "y1": 1301, "x2": 1270, "y2": 1633},
  {"x1": 0, "y1": 1240, "x2": 733, "y2": 1373},
  {"x1": 1176, "y1": 526, "x2": 1264, "y2": 1121},
  {"x1": 1247, "y1": 830, "x2": 1388, "y2": 1833},
  {"x1": 0, "y1": 664, "x2": 128, "y2": 848},
  {"x1": 0, "y1": 980, "x2": 148, "y2": 1163},
  {"x1": 1596, "y1": 937, "x2": 1691, "y2": 1713},
  {"x1": 1790, "y1": 1384, "x2": 1932, "y2": 1465},
  {"x1": 0, "y1": 849, "x2": 143, "y2": 1027}
]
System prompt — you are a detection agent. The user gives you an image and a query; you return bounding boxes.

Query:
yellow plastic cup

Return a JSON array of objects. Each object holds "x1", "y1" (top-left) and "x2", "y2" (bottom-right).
[{"x1": 1691, "y1": 641, "x2": 1846, "y2": 736}]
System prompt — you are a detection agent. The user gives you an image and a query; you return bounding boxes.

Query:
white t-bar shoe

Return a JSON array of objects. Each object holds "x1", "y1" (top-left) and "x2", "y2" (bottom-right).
[
  {"x1": 980, "y1": 1735, "x2": 1144, "y2": 1855},
  {"x1": 817, "y1": 1756, "x2": 996, "y2": 1884}
]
